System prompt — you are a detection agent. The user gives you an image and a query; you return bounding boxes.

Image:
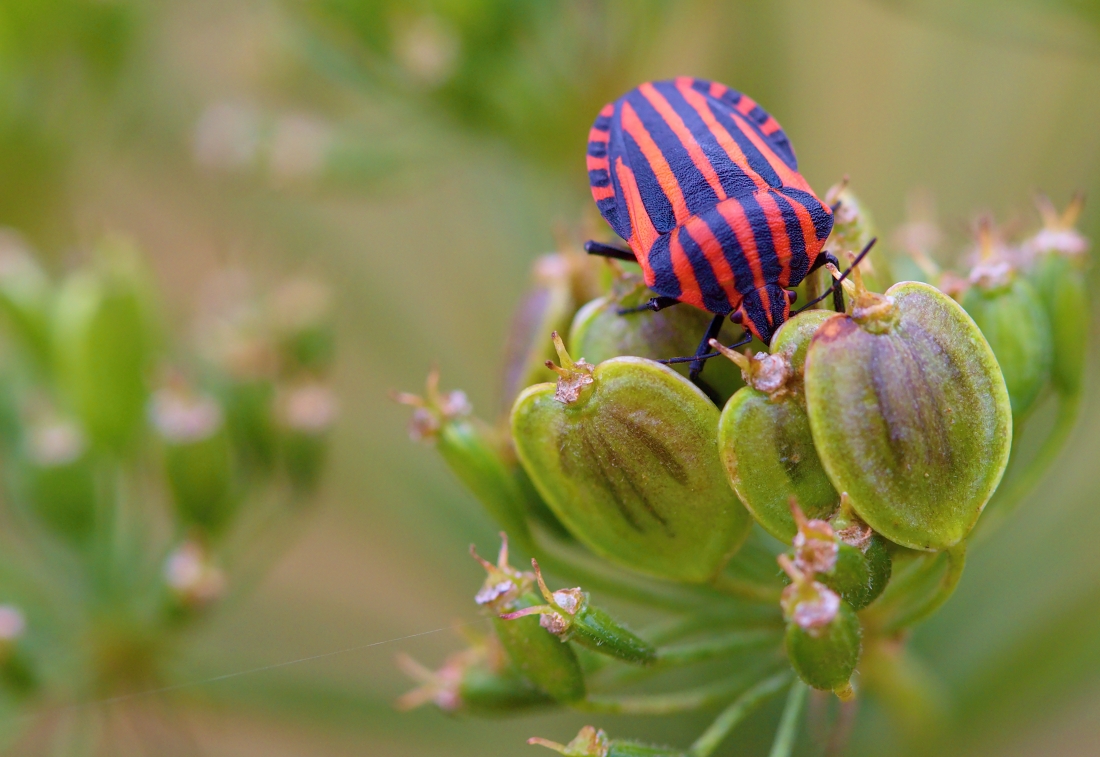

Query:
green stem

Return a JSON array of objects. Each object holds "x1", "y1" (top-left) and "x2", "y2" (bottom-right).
[
  {"x1": 688, "y1": 671, "x2": 792, "y2": 757},
  {"x1": 767, "y1": 681, "x2": 808, "y2": 757},
  {"x1": 579, "y1": 667, "x2": 782, "y2": 715},
  {"x1": 709, "y1": 572, "x2": 781, "y2": 604},
  {"x1": 655, "y1": 630, "x2": 782, "y2": 666},
  {"x1": 882, "y1": 543, "x2": 967, "y2": 632},
  {"x1": 973, "y1": 390, "x2": 1080, "y2": 544}
]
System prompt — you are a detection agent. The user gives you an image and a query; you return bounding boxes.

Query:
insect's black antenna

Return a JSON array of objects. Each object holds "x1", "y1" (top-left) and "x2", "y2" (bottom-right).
[
  {"x1": 795, "y1": 238, "x2": 877, "y2": 315},
  {"x1": 660, "y1": 331, "x2": 753, "y2": 366}
]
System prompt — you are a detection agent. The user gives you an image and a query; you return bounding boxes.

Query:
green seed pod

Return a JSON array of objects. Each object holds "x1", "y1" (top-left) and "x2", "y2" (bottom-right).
[
  {"x1": 530, "y1": 726, "x2": 685, "y2": 757},
  {"x1": 716, "y1": 322, "x2": 839, "y2": 542},
  {"x1": 0, "y1": 607, "x2": 35, "y2": 697},
  {"x1": 221, "y1": 378, "x2": 278, "y2": 472},
  {"x1": 0, "y1": 235, "x2": 52, "y2": 369},
  {"x1": 396, "y1": 371, "x2": 533, "y2": 544},
  {"x1": 804, "y1": 268, "x2": 1012, "y2": 551},
  {"x1": 396, "y1": 634, "x2": 551, "y2": 715},
  {"x1": 1025, "y1": 194, "x2": 1090, "y2": 396},
  {"x1": 151, "y1": 387, "x2": 236, "y2": 535},
  {"x1": 569, "y1": 272, "x2": 743, "y2": 403},
  {"x1": 824, "y1": 180, "x2": 892, "y2": 293},
  {"x1": 500, "y1": 559, "x2": 655, "y2": 665},
  {"x1": 278, "y1": 382, "x2": 337, "y2": 495},
  {"x1": 960, "y1": 224, "x2": 1052, "y2": 419},
  {"x1": 511, "y1": 334, "x2": 752, "y2": 582},
  {"x1": 780, "y1": 555, "x2": 861, "y2": 698},
  {"x1": 500, "y1": 251, "x2": 605, "y2": 412},
  {"x1": 269, "y1": 279, "x2": 334, "y2": 373},
  {"x1": 53, "y1": 252, "x2": 155, "y2": 451},
  {"x1": 21, "y1": 419, "x2": 96, "y2": 545},
  {"x1": 473, "y1": 538, "x2": 586, "y2": 703}
]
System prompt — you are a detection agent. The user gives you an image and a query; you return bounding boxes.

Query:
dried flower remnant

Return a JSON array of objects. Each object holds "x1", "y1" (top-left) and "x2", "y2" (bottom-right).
[{"x1": 164, "y1": 540, "x2": 226, "y2": 609}]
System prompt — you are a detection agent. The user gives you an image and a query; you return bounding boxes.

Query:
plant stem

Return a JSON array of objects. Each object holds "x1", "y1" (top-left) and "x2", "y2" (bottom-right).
[
  {"x1": 767, "y1": 681, "x2": 808, "y2": 757},
  {"x1": 655, "y1": 630, "x2": 782, "y2": 666},
  {"x1": 973, "y1": 389, "x2": 1080, "y2": 544},
  {"x1": 709, "y1": 572, "x2": 781, "y2": 604},
  {"x1": 580, "y1": 667, "x2": 783, "y2": 715},
  {"x1": 688, "y1": 671, "x2": 792, "y2": 757},
  {"x1": 881, "y1": 543, "x2": 966, "y2": 632}
]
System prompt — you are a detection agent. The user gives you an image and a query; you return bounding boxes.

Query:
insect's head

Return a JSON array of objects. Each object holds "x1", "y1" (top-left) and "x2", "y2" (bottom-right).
[{"x1": 730, "y1": 285, "x2": 796, "y2": 346}]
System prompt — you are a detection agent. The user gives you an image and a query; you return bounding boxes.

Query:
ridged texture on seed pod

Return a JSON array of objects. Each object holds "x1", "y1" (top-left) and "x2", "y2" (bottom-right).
[
  {"x1": 719, "y1": 393, "x2": 836, "y2": 542},
  {"x1": 718, "y1": 310, "x2": 838, "y2": 542},
  {"x1": 961, "y1": 277, "x2": 1051, "y2": 419},
  {"x1": 512, "y1": 357, "x2": 752, "y2": 582},
  {"x1": 805, "y1": 282, "x2": 1012, "y2": 551},
  {"x1": 1030, "y1": 253, "x2": 1088, "y2": 396},
  {"x1": 492, "y1": 599, "x2": 586, "y2": 703}
]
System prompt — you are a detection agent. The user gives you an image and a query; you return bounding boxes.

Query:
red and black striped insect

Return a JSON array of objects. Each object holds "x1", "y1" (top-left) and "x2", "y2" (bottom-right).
[{"x1": 584, "y1": 77, "x2": 850, "y2": 381}]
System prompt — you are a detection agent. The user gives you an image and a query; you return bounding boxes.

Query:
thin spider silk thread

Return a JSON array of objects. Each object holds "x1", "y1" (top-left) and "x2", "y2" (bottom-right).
[{"x1": 2, "y1": 617, "x2": 491, "y2": 724}]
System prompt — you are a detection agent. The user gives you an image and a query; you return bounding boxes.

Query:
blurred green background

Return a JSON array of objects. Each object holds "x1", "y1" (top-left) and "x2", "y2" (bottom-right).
[{"x1": 2, "y1": 0, "x2": 1099, "y2": 754}]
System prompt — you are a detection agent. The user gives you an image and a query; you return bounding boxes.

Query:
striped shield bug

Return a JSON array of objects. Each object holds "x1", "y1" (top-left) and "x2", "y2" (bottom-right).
[{"x1": 584, "y1": 78, "x2": 846, "y2": 381}]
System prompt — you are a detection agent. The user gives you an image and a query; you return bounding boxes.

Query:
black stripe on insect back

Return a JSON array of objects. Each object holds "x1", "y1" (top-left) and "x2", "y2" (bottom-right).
[
  {"x1": 701, "y1": 202, "x2": 756, "y2": 297},
  {"x1": 626, "y1": 89, "x2": 721, "y2": 218},
  {"x1": 780, "y1": 187, "x2": 834, "y2": 241},
  {"x1": 677, "y1": 225, "x2": 732, "y2": 314},
  {"x1": 652, "y1": 80, "x2": 760, "y2": 200},
  {"x1": 739, "y1": 192, "x2": 783, "y2": 287},
  {"x1": 621, "y1": 130, "x2": 678, "y2": 235},
  {"x1": 645, "y1": 234, "x2": 682, "y2": 300},
  {"x1": 705, "y1": 103, "x2": 783, "y2": 190},
  {"x1": 770, "y1": 191, "x2": 811, "y2": 284}
]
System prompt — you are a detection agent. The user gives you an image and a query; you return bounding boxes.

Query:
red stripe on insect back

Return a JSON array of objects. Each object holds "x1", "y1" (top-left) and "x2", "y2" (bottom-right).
[
  {"x1": 784, "y1": 193, "x2": 824, "y2": 261},
  {"x1": 755, "y1": 192, "x2": 795, "y2": 287},
  {"x1": 590, "y1": 184, "x2": 616, "y2": 202},
  {"x1": 760, "y1": 117, "x2": 781, "y2": 136},
  {"x1": 620, "y1": 102, "x2": 691, "y2": 226},
  {"x1": 675, "y1": 81, "x2": 768, "y2": 192},
  {"x1": 586, "y1": 153, "x2": 609, "y2": 172},
  {"x1": 708, "y1": 81, "x2": 728, "y2": 100},
  {"x1": 683, "y1": 215, "x2": 738, "y2": 294},
  {"x1": 640, "y1": 82, "x2": 727, "y2": 202},
  {"x1": 715, "y1": 199, "x2": 767, "y2": 293},
  {"x1": 729, "y1": 111, "x2": 813, "y2": 193},
  {"x1": 614, "y1": 156, "x2": 660, "y2": 254},
  {"x1": 588, "y1": 124, "x2": 610, "y2": 144},
  {"x1": 736, "y1": 95, "x2": 757, "y2": 116},
  {"x1": 668, "y1": 228, "x2": 705, "y2": 310}
]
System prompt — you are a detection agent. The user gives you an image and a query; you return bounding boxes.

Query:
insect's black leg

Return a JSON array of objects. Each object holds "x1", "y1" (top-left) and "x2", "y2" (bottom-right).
[
  {"x1": 688, "y1": 313, "x2": 727, "y2": 384},
  {"x1": 584, "y1": 240, "x2": 637, "y2": 262},
  {"x1": 795, "y1": 239, "x2": 878, "y2": 315},
  {"x1": 823, "y1": 252, "x2": 845, "y2": 313},
  {"x1": 617, "y1": 296, "x2": 681, "y2": 315}
]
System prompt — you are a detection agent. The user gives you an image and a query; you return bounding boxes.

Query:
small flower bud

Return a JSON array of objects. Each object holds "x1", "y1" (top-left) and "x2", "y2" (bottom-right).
[
  {"x1": 473, "y1": 537, "x2": 586, "y2": 703},
  {"x1": 500, "y1": 560, "x2": 655, "y2": 664},
  {"x1": 568, "y1": 271, "x2": 744, "y2": 403},
  {"x1": 278, "y1": 381, "x2": 337, "y2": 494},
  {"x1": 151, "y1": 385, "x2": 237, "y2": 535},
  {"x1": 164, "y1": 539, "x2": 226, "y2": 609},
  {"x1": 960, "y1": 218, "x2": 1052, "y2": 419},
  {"x1": 395, "y1": 633, "x2": 551, "y2": 715},
  {"x1": 804, "y1": 263, "x2": 1012, "y2": 551},
  {"x1": 21, "y1": 418, "x2": 96, "y2": 544},
  {"x1": 779, "y1": 555, "x2": 861, "y2": 697},
  {"x1": 1024, "y1": 194, "x2": 1089, "y2": 396},
  {"x1": 529, "y1": 726, "x2": 685, "y2": 757},
  {"x1": 0, "y1": 606, "x2": 35, "y2": 695},
  {"x1": 511, "y1": 336, "x2": 752, "y2": 583},
  {"x1": 396, "y1": 371, "x2": 533, "y2": 542},
  {"x1": 715, "y1": 317, "x2": 838, "y2": 542}
]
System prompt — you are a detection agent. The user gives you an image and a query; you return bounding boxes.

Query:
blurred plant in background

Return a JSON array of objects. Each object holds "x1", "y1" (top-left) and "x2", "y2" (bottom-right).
[{"x1": 0, "y1": 233, "x2": 335, "y2": 751}]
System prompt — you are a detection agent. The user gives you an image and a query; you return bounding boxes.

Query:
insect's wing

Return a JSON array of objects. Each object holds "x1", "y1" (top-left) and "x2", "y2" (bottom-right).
[
  {"x1": 686, "y1": 78, "x2": 798, "y2": 172},
  {"x1": 587, "y1": 104, "x2": 634, "y2": 243}
]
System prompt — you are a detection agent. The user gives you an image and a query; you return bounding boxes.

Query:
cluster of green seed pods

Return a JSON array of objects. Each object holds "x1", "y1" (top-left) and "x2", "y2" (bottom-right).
[{"x1": 398, "y1": 191, "x2": 1090, "y2": 752}]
